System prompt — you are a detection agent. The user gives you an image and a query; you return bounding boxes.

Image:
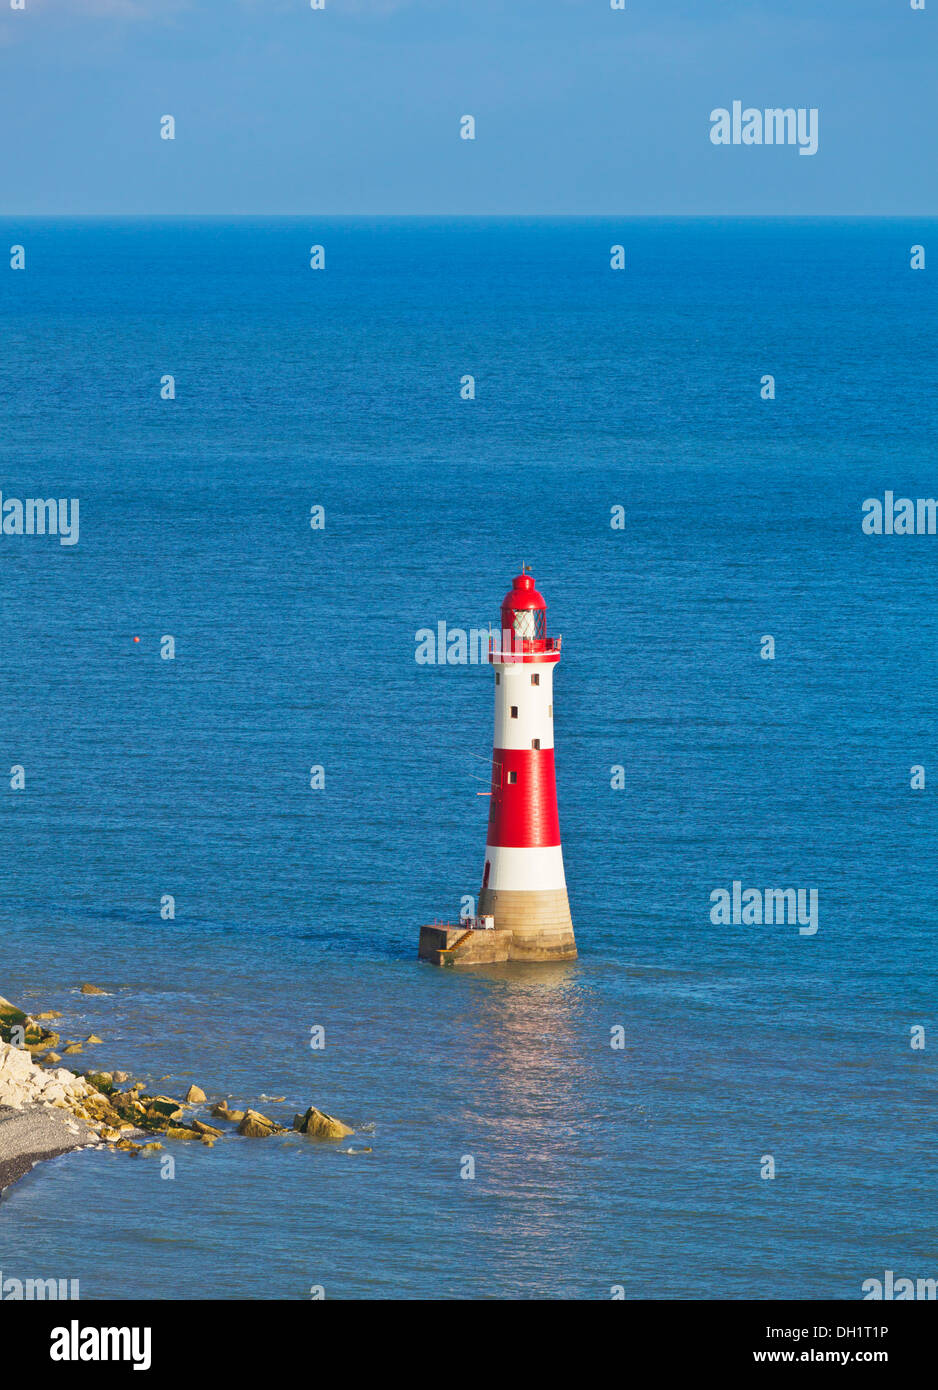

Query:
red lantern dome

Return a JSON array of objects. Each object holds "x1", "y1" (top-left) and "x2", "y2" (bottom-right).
[{"x1": 501, "y1": 571, "x2": 548, "y2": 644}]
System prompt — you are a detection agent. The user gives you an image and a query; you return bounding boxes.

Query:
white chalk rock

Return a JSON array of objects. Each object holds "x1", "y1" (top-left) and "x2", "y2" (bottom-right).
[{"x1": 0, "y1": 1039, "x2": 87, "y2": 1111}]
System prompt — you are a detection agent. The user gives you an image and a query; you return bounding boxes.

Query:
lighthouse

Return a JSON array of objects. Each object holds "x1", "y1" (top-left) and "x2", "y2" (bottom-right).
[
  {"x1": 419, "y1": 570, "x2": 577, "y2": 966},
  {"x1": 478, "y1": 570, "x2": 577, "y2": 961}
]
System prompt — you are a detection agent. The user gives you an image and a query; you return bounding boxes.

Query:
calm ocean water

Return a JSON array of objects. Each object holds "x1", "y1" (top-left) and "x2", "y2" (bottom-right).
[{"x1": 1, "y1": 218, "x2": 936, "y2": 1299}]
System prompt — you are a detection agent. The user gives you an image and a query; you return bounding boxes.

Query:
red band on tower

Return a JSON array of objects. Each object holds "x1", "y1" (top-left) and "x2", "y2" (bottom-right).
[{"x1": 486, "y1": 748, "x2": 561, "y2": 847}]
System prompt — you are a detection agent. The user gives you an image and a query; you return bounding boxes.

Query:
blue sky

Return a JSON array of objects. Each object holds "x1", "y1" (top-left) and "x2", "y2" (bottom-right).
[{"x1": 1, "y1": 0, "x2": 934, "y2": 214}]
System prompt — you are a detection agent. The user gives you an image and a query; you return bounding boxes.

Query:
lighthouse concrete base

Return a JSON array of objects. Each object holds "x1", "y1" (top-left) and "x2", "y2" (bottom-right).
[
  {"x1": 418, "y1": 923, "x2": 512, "y2": 967},
  {"x1": 419, "y1": 891, "x2": 576, "y2": 967},
  {"x1": 478, "y1": 887, "x2": 577, "y2": 962}
]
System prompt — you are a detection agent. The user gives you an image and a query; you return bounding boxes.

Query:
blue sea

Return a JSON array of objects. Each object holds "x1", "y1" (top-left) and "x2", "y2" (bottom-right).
[{"x1": 1, "y1": 218, "x2": 936, "y2": 1299}]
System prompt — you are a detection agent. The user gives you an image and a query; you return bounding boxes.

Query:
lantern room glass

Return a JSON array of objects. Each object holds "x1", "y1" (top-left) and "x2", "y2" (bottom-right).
[{"x1": 512, "y1": 608, "x2": 545, "y2": 639}]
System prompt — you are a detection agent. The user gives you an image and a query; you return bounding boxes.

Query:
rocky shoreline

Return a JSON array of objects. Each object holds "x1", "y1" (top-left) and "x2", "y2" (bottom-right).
[{"x1": 0, "y1": 990, "x2": 361, "y2": 1194}]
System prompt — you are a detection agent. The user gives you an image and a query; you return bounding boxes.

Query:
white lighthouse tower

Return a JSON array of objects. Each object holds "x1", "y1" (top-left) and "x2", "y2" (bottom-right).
[{"x1": 419, "y1": 569, "x2": 576, "y2": 966}]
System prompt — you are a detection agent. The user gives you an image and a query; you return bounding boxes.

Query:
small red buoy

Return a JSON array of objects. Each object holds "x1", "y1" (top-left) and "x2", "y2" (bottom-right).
[{"x1": 133, "y1": 636, "x2": 140, "y2": 643}]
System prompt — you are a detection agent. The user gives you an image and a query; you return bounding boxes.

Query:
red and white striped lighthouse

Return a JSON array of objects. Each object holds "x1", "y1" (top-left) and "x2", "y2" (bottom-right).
[{"x1": 477, "y1": 570, "x2": 577, "y2": 961}]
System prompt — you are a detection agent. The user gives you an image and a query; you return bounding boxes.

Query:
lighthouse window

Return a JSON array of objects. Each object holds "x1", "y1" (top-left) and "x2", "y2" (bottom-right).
[
  {"x1": 510, "y1": 706, "x2": 518, "y2": 719},
  {"x1": 507, "y1": 771, "x2": 518, "y2": 784},
  {"x1": 512, "y1": 608, "x2": 545, "y2": 640},
  {"x1": 532, "y1": 739, "x2": 540, "y2": 749},
  {"x1": 548, "y1": 704, "x2": 552, "y2": 718},
  {"x1": 495, "y1": 672, "x2": 500, "y2": 685}
]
